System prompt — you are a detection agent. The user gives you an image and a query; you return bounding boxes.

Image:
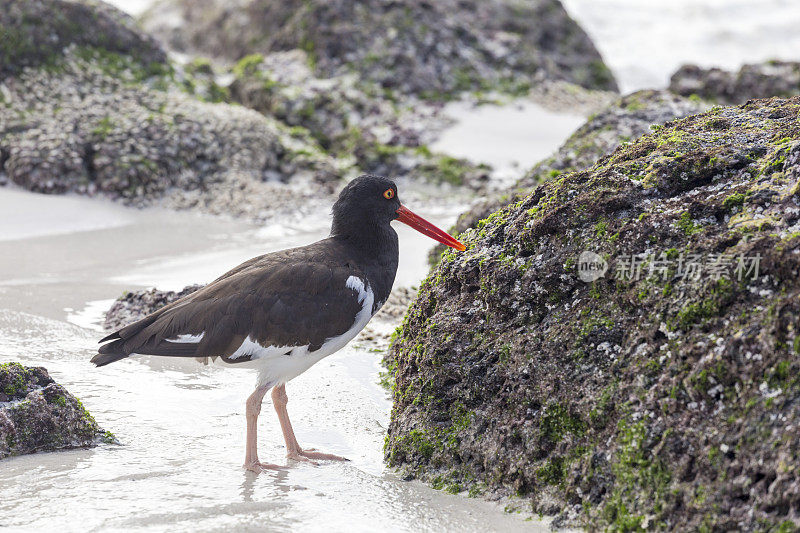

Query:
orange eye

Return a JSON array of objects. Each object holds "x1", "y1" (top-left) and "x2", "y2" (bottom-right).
[{"x1": 383, "y1": 189, "x2": 395, "y2": 199}]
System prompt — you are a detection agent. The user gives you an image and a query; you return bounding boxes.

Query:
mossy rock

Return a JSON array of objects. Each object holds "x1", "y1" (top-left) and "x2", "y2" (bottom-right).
[
  {"x1": 0, "y1": 0, "x2": 166, "y2": 79},
  {"x1": 387, "y1": 96, "x2": 800, "y2": 530},
  {"x1": 1, "y1": 363, "x2": 113, "y2": 459},
  {"x1": 143, "y1": 0, "x2": 618, "y2": 99}
]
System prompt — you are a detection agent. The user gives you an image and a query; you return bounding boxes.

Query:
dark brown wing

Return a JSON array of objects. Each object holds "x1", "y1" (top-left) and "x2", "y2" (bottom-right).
[{"x1": 92, "y1": 240, "x2": 366, "y2": 366}]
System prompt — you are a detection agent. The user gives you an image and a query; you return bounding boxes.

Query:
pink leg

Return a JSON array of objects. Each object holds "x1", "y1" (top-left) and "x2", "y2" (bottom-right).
[
  {"x1": 271, "y1": 383, "x2": 348, "y2": 463},
  {"x1": 243, "y1": 384, "x2": 282, "y2": 473}
]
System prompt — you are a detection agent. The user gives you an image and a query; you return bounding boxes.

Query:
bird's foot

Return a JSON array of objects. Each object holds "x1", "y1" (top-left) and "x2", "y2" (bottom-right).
[
  {"x1": 244, "y1": 460, "x2": 283, "y2": 473},
  {"x1": 287, "y1": 448, "x2": 349, "y2": 464}
]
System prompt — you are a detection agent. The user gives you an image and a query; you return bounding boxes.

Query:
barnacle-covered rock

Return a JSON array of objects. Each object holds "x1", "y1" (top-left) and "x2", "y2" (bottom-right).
[
  {"x1": 0, "y1": 45, "x2": 342, "y2": 221},
  {"x1": 670, "y1": 61, "x2": 800, "y2": 105},
  {"x1": 0, "y1": 0, "x2": 166, "y2": 79},
  {"x1": 0, "y1": 363, "x2": 113, "y2": 459},
  {"x1": 142, "y1": 0, "x2": 618, "y2": 99},
  {"x1": 387, "y1": 96, "x2": 800, "y2": 530},
  {"x1": 227, "y1": 51, "x2": 491, "y2": 190}
]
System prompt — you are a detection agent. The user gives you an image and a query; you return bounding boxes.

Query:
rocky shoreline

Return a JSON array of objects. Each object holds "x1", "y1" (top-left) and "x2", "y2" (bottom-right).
[
  {"x1": 6, "y1": 1, "x2": 800, "y2": 529},
  {"x1": 385, "y1": 96, "x2": 800, "y2": 530},
  {"x1": 0, "y1": 0, "x2": 618, "y2": 225}
]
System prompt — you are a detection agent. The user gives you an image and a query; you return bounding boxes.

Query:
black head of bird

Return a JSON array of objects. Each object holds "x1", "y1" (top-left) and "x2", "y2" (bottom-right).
[{"x1": 330, "y1": 174, "x2": 466, "y2": 251}]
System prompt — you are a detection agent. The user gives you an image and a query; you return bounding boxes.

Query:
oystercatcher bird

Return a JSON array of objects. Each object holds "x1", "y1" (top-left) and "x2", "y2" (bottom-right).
[{"x1": 92, "y1": 175, "x2": 465, "y2": 472}]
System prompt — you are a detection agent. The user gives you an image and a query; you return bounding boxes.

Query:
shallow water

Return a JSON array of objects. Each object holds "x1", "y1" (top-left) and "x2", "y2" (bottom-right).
[
  {"x1": 431, "y1": 100, "x2": 585, "y2": 188},
  {"x1": 564, "y1": 0, "x2": 800, "y2": 93},
  {"x1": 0, "y1": 186, "x2": 555, "y2": 532}
]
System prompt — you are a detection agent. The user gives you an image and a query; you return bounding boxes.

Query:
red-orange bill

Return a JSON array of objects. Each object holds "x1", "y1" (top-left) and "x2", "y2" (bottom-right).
[{"x1": 395, "y1": 205, "x2": 466, "y2": 251}]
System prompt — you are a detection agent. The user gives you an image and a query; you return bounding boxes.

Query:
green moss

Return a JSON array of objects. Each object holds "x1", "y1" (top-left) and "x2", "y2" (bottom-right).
[
  {"x1": 91, "y1": 116, "x2": 114, "y2": 139},
  {"x1": 394, "y1": 429, "x2": 436, "y2": 461},
  {"x1": 675, "y1": 300, "x2": 717, "y2": 330},
  {"x1": 467, "y1": 483, "x2": 486, "y2": 498},
  {"x1": 73, "y1": 47, "x2": 172, "y2": 84},
  {"x1": 536, "y1": 456, "x2": 566, "y2": 485},
  {"x1": 775, "y1": 520, "x2": 799, "y2": 533},
  {"x1": 1, "y1": 362, "x2": 29, "y2": 396},
  {"x1": 672, "y1": 278, "x2": 734, "y2": 331},
  {"x1": 433, "y1": 156, "x2": 470, "y2": 186},
  {"x1": 587, "y1": 59, "x2": 615, "y2": 89},
  {"x1": 601, "y1": 418, "x2": 671, "y2": 531},
  {"x1": 676, "y1": 211, "x2": 702, "y2": 236},
  {"x1": 414, "y1": 145, "x2": 433, "y2": 158},
  {"x1": 186, "y1": 57, "x2": 213, "y2": 76},
  {"x1": 232, "y1": 53, "x2": 265, "y2": 78},
  {"x1": 589, "y1": 384, "x2": 616, "y2": 428},
  {"x1": 298, "y1": 37, "x2": 317, "y2": 69},
  {"x1": 379, "y1": 355, "x2": 397, "y2": 391},
  {"x1": 722, "y1": 192, "x2": 746, "y2": 211},
  {"x1": 540, "y1": 402, "x2": 585, "y2": 443},
  {"x1": 445, "y1": 483, "x2": 462, "y2": 494}
]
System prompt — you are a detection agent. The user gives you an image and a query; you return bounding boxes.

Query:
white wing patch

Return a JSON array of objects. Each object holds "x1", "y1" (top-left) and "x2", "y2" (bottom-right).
[
  {"x1": 229, "y1": 336, "x2": 294, "y2": 360},
  {"x1": 346, "y1": 275, "x2": 369, "y2": 304},
  {"x1": 167, "y1": 333, "x2": 204, "y2": 343}
]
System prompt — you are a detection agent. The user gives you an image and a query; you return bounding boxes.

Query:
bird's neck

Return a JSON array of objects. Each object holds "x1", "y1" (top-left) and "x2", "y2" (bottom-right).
[
  {"x1": 330, "y1": 218, "x2": 397, "y2": 255},
  {"x1": 330, "y1": 221, "x2": 398, "y2": 306}
]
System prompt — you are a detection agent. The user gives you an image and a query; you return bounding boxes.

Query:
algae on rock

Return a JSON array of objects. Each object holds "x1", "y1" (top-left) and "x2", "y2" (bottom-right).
[
  {"x1": 142, "y1": 0, "x2": 618, "y2": 99},
  {"x1": 1, "y1": 363, "x2": 112, "y2": 459},
  {"x1": 387, "y1": 96, "x2": 800, "y2": 530},
  {"x1": 0, "y1": 0, "x2": 343, "y2": 222},
  {"x1": 0, "y1": 0, "x2": 166, "y2": 79}
]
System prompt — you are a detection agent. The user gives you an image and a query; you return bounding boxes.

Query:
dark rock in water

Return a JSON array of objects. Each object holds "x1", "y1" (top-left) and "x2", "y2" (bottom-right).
[
  {"x1": 142, "y1": 0, "x2": 618, "y2": 98},
  {"x1": 0, "y1": 363, "x2": 112, "y2": 459},
  {"x1": 429, "y1": 90, "x2": 709, "y2": 264},
  {"x1": 104, "y1": 284, "x2": 203, "y2": 331},
  {"x1": 670, "y1": 61, "x2": 800, "y2": 105},
  {"x1": 0, "y1": 0, "x2": 166, "y2": 79},
  {"x1": 387, "y1": 96, "x2": 800, "y2": 530}
]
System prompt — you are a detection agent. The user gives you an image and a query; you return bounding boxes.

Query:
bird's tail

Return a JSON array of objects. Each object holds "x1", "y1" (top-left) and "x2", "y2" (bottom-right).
[{"x1": 91, "y1": 339, "x2": 130, "y2": 367}]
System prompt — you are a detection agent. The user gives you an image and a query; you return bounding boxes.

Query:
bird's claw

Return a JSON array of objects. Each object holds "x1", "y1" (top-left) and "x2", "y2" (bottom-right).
[
  {"x1": 288, "y1": 448, "x2": 348, "y2": 463},
  {"x1": 287, "y1": 452, "x2": 319, "y2": 465},
  {"x1": 244, "y1": 461, "x2": 283, "y2": 473}
]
